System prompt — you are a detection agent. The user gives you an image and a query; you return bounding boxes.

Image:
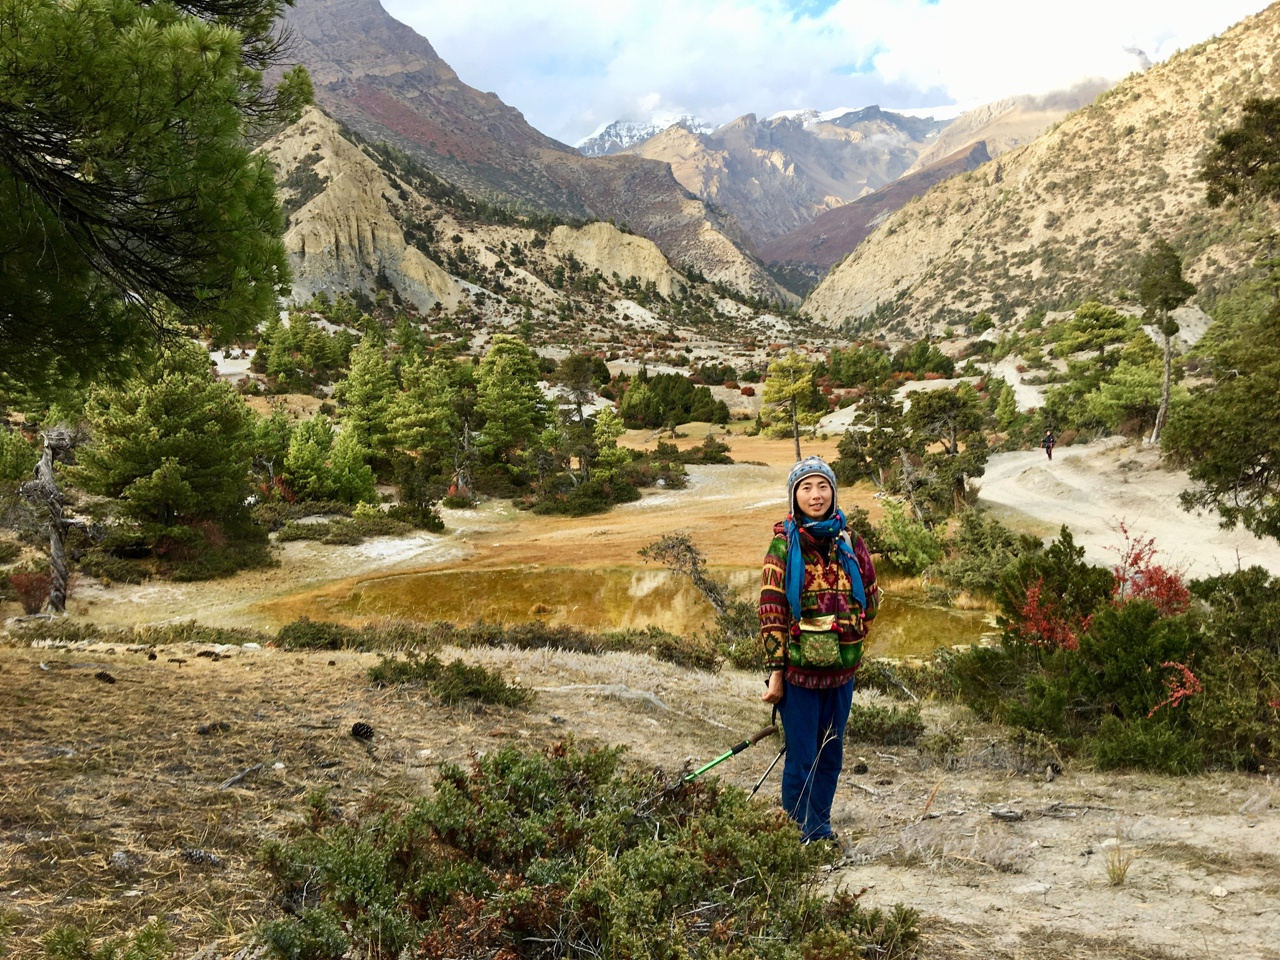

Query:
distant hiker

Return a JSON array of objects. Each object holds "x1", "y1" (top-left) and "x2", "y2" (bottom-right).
[
  {"x1": 758, "y1": 456, "x2": 879, "y2": 845},
  {"x1": 1042, "y1": 430, "x2": 1056, "y2": 461}
]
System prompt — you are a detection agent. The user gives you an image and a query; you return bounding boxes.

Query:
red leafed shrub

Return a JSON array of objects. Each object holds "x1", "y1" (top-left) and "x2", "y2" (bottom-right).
[
  {"x1": 922, "y1": 371, "x2": 946, "y2": 381},
  {"x1": 1012, "y1": 578, "x2": 1089, "y2": 651},
  {"x1": 9, "y1": 571, "x2": 52, "y2": 614},
  {"x1": 739, "y1": 386, "x2": 755, "y2": 397},
  {"x1": 1147, "y1": 661, "x2": 1203, "y2": 718},
  {"x1": 1110, "y1": 522, "x2": 1190, "y2": 617}
]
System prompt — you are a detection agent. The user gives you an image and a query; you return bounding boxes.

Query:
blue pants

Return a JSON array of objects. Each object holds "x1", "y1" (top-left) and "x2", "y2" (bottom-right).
[{"x1": 778, "y1": 680, "x2": 854, "y2": 842}]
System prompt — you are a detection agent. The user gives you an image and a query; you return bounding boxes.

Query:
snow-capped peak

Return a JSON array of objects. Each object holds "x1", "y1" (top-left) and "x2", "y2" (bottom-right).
[{"x1": 576, "y1": 114, "x2": 715, "y2": 156}]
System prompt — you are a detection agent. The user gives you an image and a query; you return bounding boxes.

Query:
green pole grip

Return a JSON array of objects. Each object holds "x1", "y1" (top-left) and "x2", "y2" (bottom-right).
[{"x1": 684, "y1": 726, "x2": 777, "y2": 781}]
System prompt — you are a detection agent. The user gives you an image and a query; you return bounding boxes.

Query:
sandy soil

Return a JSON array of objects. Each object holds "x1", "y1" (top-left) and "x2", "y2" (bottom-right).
[
  {"x1": 977, "y1": 437, "x2": 1280, "y2": 579},
  {"x1": 5, "y1": 431, "x2": 1280, "y2": 959}
]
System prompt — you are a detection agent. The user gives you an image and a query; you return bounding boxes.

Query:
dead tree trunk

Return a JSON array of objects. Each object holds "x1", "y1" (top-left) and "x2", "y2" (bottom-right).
[
  {"x1": 19, "y1": 426, "x2": 84, "y2": 614},
  {"x1": 1149, "y1": 326, "x2": 1174, "y2": 445},
  {"x1": 789, "y1": 400, "x2": 802, "y2": 462}
]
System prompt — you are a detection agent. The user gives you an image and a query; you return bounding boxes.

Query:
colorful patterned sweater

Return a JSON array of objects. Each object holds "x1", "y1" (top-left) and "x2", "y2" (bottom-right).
[{"x1": 759, "y1": 520, "x2": 880, "y2": 689}]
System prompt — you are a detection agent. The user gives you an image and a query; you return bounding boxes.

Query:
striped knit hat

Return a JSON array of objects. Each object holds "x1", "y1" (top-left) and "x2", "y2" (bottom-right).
[{"x1": 787, "y1": 455, "x2": 838, "y2": 519}]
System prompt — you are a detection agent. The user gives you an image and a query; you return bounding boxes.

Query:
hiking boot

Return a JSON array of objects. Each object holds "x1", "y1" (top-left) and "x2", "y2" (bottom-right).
[{"x1": 803, "y1": 831, "x2": 841, "y2": 849}]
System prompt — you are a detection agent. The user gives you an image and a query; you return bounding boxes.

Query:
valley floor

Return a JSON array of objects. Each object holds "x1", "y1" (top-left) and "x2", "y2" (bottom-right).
[{"x1": 3, "y1": 432, "x2": 1279, "y2": 959}]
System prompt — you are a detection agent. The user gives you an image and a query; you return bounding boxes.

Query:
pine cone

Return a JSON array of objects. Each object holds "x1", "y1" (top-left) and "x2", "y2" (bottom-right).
[
  {"x1": 95, "y1": 670, "x2": 116, "y2": 684},
  {"x1": 351, "y1": 721, "x2": 375, "y2": 741}
]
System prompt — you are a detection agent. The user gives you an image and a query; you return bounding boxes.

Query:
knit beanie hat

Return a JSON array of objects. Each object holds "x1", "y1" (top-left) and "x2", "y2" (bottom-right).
[{"x1": 787, "y1": 455, "x2": 838, "y2": 519}]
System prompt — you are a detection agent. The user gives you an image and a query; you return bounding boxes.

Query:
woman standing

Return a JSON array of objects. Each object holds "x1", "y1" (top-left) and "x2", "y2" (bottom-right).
[{"x1": 759, "y1": 456, "x2": 878, "y2": 844}]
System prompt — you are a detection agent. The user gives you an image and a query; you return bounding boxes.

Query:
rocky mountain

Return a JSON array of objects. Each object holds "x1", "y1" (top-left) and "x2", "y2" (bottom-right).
[
  {"x1": 758, "y1": 142, "x2": 992, "y2": 292},
  {"x1": 577, "y1": 116, "x2": 715, "y2": 157},
  {"x1": 903, "y1": 81, "x2": 1116, "y2": 175},
  {"x1": 279, "y1": 0, "x2": 788, "y2": 301},
  {"x1": 260, "y1": 107, "x2": 834, "y2": 373},
  {"x1": 804, "y1": 4, "x2": 1280, "y2": 335},
  {"x1": 622, "y1": 107, "x2": 950, "y2": 248}
]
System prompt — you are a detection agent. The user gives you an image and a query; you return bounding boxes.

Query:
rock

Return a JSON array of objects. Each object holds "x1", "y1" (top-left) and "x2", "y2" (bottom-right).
[
  {"x1": 1013, "y1": 882, "x2": 1052, "y2": 896},
  {"x1": 1211, "y1": 886, "x2": 1229, "y2": 898}
]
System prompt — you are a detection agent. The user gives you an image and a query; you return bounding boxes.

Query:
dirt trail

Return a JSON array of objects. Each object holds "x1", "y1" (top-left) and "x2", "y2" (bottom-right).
[{"x1": 977, "y1": 437, "x2": 1280, "y2": 578}]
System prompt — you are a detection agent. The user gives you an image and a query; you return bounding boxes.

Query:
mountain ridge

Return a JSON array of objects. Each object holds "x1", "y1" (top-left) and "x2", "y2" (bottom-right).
[
  {"x1": 804, "y1": 4, "x2": 1280, "y2": 335},
  {"x1": 281, "y1": 0, "x2": 790, "y2": 301}
]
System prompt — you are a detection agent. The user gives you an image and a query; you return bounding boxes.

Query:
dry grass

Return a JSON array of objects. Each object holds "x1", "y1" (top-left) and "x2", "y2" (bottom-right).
[
  {"x1": 847, "y1": 818, "x2": 1026, "y2": 874},
  {"x1": 0, "y1": 641, "x2": 555, "y2": 959},
  {"x1": 920, "y1": 919, "x2": 1188, "y2": 959},
  {"x1": 1142, "y1": 840, "x2": 1280, "y2": 877},
  {"x1": 1103, "y1": 828, "x2": 1135, "y2": 886}
]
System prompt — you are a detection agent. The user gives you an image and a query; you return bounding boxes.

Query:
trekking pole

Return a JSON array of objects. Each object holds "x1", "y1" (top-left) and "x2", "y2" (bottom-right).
[
  {"x1": 748, "y1": 743, "x2": 785, "y2": 799},
  {"x1": 683, "y1": 725, "x2": 778, "y2": 782},
  {"x1": 748, "y1": 706, "x2": 784, "y2": 798}
]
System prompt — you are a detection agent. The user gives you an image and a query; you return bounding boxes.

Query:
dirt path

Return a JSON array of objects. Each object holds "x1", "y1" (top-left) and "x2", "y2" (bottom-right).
[{"x1": 977, "y1": 436, "x2": 1280, "y2": 578}]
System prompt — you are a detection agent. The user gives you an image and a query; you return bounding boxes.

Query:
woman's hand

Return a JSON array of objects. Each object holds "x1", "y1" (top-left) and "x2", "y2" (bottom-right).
[{"x1": 761, "y1": 670, "x2": 784, "y2": 704}]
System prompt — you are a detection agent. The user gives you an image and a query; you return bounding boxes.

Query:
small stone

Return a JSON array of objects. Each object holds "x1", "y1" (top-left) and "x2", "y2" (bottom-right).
[
  {"x1": 1013, "y1": 882, "x2": 1052, "y2": 896},
  {"x1": 1211, "y1": 886, "x2": 1228, "y2": 899}
]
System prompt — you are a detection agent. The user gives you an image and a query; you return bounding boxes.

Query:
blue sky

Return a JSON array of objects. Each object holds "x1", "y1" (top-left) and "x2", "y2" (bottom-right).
[{"x1": 380, "y1": 0, "x2": 1271, "y2": 144}]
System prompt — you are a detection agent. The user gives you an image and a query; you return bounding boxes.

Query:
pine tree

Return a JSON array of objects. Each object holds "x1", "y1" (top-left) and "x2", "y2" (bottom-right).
[
  {"x1": 72, "y1": 346, "x2": 253, "y2": 537},
  {"x1": 762, "y1": 351, "x2": 823, "y2": 461},
  {"x1": 475, "y1": 335, "x2": 545, "y2": 465},
  {"x1": 282, "y1": 416, "x2": 376, "y2": 505},
  {"x1": 994, "y1": 380, "x2": 1019, "y2": 432},
  {"x1": 334, "y1": 338, "x2": 396, "y2": 459},
  {"x1": 390, "y1": 355, "x2": 463, "y2": 467},
  {"x1": 0, "y1": 0, "x2": 308, "y2": 383},
  {"x1": 591, "y1": 408, "x2": 631, "y2": 482},
  {"x1": 283, "y1": 416, "x2": 335, "y2": 502}
]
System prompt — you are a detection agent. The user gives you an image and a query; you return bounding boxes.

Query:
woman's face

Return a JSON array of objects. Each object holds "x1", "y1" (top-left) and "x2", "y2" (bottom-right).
[{"x1": 795, "y1": 476, "x2": 833, "y2": 520}]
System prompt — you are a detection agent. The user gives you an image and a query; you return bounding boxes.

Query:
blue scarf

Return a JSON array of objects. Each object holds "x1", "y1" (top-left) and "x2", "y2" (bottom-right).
[{"x1": 784, "y1": 508, "x2": 867, "y2": 626}]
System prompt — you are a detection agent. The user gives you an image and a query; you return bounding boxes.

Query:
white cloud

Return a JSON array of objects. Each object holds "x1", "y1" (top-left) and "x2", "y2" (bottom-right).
[{"x1": 380, "y1": 0, "x2": 1270, "y2": 143}]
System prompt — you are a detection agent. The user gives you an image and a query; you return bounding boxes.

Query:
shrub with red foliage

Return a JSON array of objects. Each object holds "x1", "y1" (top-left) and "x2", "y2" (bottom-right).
[
  {"x1": 739, "y1": 386, "x2": 755, "y2": 397},
  {"x1": 1147, "y1": 661, "x2": 1203, "y2": 718},
  {"x1": 257, "y1": 475, "x2": 297, "y2": 503},
  {"x1": 1012, "y1": 578, "x2": 1090, "y2": 651},
  {"x1": 9, "y1": 571, "x2": 52, "y2": 615},
  {"x1": 1110, "y1": 522, "x2": 1190, "y2": 617}
]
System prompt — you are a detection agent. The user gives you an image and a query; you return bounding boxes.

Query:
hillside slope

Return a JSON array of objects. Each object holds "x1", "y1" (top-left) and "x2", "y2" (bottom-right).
[
  {"x1": 626, "y1": 108, "x2": 947, "y2": 247},
  {"x1": 759, "y1": 142, "x2": 992, "y2": 290},
  {"x1": 805, "y1": 5, "x2": 1280, "y2": 334},
  {"x1": 261, "y1": 108, "x2": 833, "y2": 370},
  {"x1": 903, "y1": 81, "x2": 1116, "y2": 175},
  {"x1": 280, "y1": 0, "x2": 789, "y2": 301}
]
